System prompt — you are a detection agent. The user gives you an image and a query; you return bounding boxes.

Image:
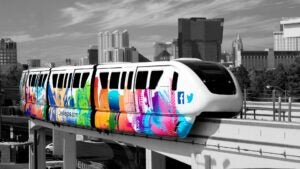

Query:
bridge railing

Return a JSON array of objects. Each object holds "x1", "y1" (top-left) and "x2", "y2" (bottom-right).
[
  {"x1": 0, "y1": 106, "x2": 23, "y2": 116},
  {"x1": 242, "y1": 97, "x2": 300, "y2": 122}
]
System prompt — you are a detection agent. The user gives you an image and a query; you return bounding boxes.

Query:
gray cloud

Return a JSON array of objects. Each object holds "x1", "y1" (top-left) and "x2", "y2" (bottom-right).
[
  {"x1": 6, "y1": 32, "x2": 64, "y2": 43},
  {"x1": 60, "y1": 0, "x2": 267, "y2": 29}
]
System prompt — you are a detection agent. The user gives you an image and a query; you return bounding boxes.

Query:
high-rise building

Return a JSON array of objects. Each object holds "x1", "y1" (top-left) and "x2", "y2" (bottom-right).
[
  {"x1": 178, "y1": 17, "x2": 224, "y2": 62},
  {"x1": 87, "y1": 45, "x2": 98, "y2": 64},
  {"x1": 235, "y1": 49, "x2": 300, "y2": 71},
  {"x1": 274, "y1": 18, "x2": 300, "y2": 51},
  {"x1": 153, "y1": 39, "x2": 178, "y2": 61},
  {"x1": 0, "y1": 38, "x2": 17, "y2": 65},
  {"x1": 78, "y1": 57, "x2": 89, "y2": 65},
  {"x1": 27, "y1": 59, "x2": 41, "y2": 68},
  {"x1": 122, "y1": 30, "x2": 129, "y2": 48},
  {"x1": 232, "y1": 33, "x2": 243, "y2": 67},
  {"x1": 97, "y1": 32, "x2": 104, "y2": 63},
  {"x1": 98, "y1": 30, "x2": 130, "y2": 63}
]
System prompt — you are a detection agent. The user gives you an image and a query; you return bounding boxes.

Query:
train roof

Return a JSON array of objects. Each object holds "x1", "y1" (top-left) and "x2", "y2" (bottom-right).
[
  {"x1": 25, "y1": 67, "x2": 50, "y2": 72},
  {"x1": 24, "y1": 58, "x2": 223, "y2": 72},
  {"x1": 51, "y1": 65, "x2": 95, "y2": 71}
]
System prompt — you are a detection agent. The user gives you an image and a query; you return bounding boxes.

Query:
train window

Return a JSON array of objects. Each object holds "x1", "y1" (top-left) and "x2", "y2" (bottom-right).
[
  {"x1": 127, "y1": 71, "x2": 133, "y2": 89},
  {"x1": 57, "y1": 74, "x2": 64, "y2": 88},
  {"x1": 38, "y1": 74, "x2": 43, "y2": 87},
  {"x1": 52, "y1": 74, "x2": 58, "y2": 88},
  {"x1": 120, "y1": 72, "x2": 126, "y2": 89},
  {"x1": 28, "y1": 75, "x2": 32, "y2": 86},
  {"x1": 81, "y1": 73, "x2": 89, "y2": 88},
  {"x1": 63, "y1": 73, "x2": 68, "y2": 88},
  {"x1": 67, "y1": 73, "x2": 72, "y2": 88},
  {"x1": 110, "y1": 72, "x2": 120, "y2": 89},
  {"x1": 73, "y1": 73, "x2": 81, "y2": 88},
  {"x1": 31, "y1": 74, "x2": 37, "y2": 87},
  {"x1": 42, "y1": 74, "x2": 48, "y2": 86},
  {"x1": 22, "y1": 73, "x2": 28, "y2": 87},
  {"x1": 172, "y1": 72, "x2": 178, "y2": 90},
  {"x1": 149, "y1": 71, "x2": 163, "y2": 89},
  {"x1": 136, "y1": 71, "x2": 148, "y2": 89},
  {"x1": 100, "y1": 72, "x2": 109, "y2": 89},
  {"x1": 35, "y1": 74, "x2": 40, "y2": 87},
  {"x1": 177, "y1": 60, "x2": 236, "y2": 94}
]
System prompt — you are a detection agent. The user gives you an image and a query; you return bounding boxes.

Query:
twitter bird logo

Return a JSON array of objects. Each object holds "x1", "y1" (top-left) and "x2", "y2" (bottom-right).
[{"x1": 187, "y1": 93, "x2": 193, "y2": 103}]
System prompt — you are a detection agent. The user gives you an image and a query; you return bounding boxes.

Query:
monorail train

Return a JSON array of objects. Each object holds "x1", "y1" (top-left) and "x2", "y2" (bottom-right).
[{"x1": 20, "y1": 58, "x2": 242, "y2": 138}]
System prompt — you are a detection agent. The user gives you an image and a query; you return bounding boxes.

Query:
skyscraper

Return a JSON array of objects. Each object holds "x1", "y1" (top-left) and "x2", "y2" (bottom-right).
[
  {"x1": 87, "y1": 45, "x2": 98, "y2": 64},
  {"x1": 232, "y1": 33, "x2": 243, "y2": 67},
  {"x1": 98, "y1": 30, "x2": 130, "y2": 63},
  {"x1": 0, "y1": 38, "x2": 17, "y2": 65},
  {"x1": 27, "y1": 59, "x2": 41, "y2": 68},
  {"x1": 153, "y1": 39, "x2": 178, "y2": 61},
  {"x1": 274, "y1": 17, "x2": 300, "y2": 51},
  {"x1": 178, "y1": 17, "x2": 224, "y2": 62}
]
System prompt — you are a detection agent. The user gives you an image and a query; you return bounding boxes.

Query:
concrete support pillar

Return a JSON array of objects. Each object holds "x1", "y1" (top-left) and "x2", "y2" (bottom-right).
[
  {"x1": 53, "y1": 129, "x2": 63, "y2": 157},
  {"x1": 191, "y1": 153, "x2": 199, "y2": 169},
  {"x1": 29, "y1": 127, "x2": 46, "y2": 169},
  {"x1": 36, "y1": 129, "x2": 46, "y2": 169},
  {"x1": 28, "y1": 122, "x2": 34, "y2": 169},
  {"x1": 146, "y1": 149, "x2": 165, "y2": 169},
  {"x1": 191, "y1": 153, "x2": 211, "y2": 169},
  {"x1": 63, "y1": 132, "x2": 77, "y2": 169}
]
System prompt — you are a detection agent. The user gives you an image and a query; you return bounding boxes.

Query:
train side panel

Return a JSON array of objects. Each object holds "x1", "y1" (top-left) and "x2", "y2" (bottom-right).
[
  {"x1": 20, "y1": 70, "x2": 28, "y2": 112},
  {"x1": 94, "y1": 66, "x2": 137, "y2": 132},
  {"x1": 48, "y1": 67, "x2": 93, "y2": 127},
  {"x1": 25, "y1": 69, "x2": 49, "y2": 119},
  {"x1": 93, "y1": 64, "x2": 196, "y2": 138}
]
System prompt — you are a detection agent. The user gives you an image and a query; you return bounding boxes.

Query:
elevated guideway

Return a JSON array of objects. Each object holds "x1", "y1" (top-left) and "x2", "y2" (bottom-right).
[{"x1": 29, "y1": 118, "x2": 300, "y2": 169}]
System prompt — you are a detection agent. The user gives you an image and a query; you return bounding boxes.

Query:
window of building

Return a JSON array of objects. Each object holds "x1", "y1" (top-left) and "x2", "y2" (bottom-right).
[
  {"x1": 73, "y1": 73, "x2": 81, "y2": 88},
  {"x1": 81, "y1": 73, "x2": 89, "y2": 88},
  {"x1": 120, "y1": 72, "x2": 126, "y2": 89},
  {"x1": 110, "y1": 72, "x2": 120, "y2": 89},
  {"x1": 136, "y1": 71, "x2": 148, "y2": 89},
  {"x1": 127, "y1": 72, "x2": 133, "y2": 89},
  {"x1": 149, "y1": 71, "x2": 163, "y2": 89},
  {"x1": 57, "y1": 74, "x2": 64, "y2": 89}
]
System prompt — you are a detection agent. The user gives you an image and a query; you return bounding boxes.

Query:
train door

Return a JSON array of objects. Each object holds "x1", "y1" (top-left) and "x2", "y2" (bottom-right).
[
  {"x1": 94, "y1": 67, "x2": 120, "y2": 130},
  {"x1": 118, "y1": 66, "x2": 136, "y2": 133},
  {"x1": 35, "y1": 71, "x2": 49, "y2": 119},
  {"x1": 20, "y1": 71, "x2": 28, "y2": 112},
  {"x1": 25, "y1": 71, "x2": 40, "y2": 117},
  {"x1": 36, "y1": 71, "x2": 49, "y2": 106},
  {"x1": 150, "y1": 66, "x2": 175, "y2": 115},
  {"x1": 134, "y1": 67, "x2": 151, "y2": 134},
  {"x1": 26, "y1": 71, "x2": 38, "y2": 104},
  {"x1": 70, "y1": 68, "x2": 93, "y2": 127},
  {"x1": 123, "y1": 67, "x2": 136, "y2": 113}
]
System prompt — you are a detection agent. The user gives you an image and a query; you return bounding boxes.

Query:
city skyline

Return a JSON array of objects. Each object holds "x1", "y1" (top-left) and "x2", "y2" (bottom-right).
[{"x1": 0, "y1": 0, "x2": 300, "y2": 64}]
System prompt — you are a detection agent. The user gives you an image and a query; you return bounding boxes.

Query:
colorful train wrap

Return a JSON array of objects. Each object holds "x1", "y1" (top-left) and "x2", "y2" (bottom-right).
[{"x1": 20, "y1": 59, "x2": 243, "y2": 138}]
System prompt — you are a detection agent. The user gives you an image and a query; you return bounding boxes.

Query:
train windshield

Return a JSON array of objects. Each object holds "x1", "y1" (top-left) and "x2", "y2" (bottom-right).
[{"x1": 177, "y1": 60, "x2": 236, "y2": 95}]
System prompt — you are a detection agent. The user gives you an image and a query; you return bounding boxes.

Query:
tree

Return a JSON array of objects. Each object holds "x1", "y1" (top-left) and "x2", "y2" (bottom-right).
[
  {"x1": 273, "y1": 64, "x2": 287, "y2": 95},
  {"x1": 248, "y1": 70, "x2": 265, "y2": 100},
  {"x1": 287, "y1": 62, "x2": 300, "y2": 98},
  {"x1": 232, "y1": 65, "x2": 250, "y2": 91}
]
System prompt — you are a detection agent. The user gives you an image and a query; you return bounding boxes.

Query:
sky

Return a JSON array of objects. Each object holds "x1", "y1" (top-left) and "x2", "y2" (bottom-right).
[{"x1": 0, "y1": 0, "x2": 300, "y2": 65}]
